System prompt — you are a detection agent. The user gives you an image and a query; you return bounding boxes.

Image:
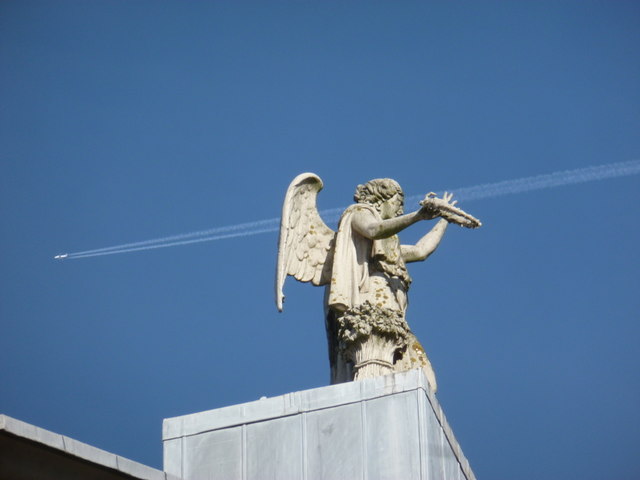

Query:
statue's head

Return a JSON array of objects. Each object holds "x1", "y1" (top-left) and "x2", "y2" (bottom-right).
[{"x1": 354, "y1": 178, "x2": 404, "y2": 218}]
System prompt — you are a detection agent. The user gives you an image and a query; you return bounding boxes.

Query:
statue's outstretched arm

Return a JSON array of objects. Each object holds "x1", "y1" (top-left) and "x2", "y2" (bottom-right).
[
  {"x1": 400, "y1": 192, "x2": 456, "y2": 262},
  {"x1": 351, "y1": 207, "x2": 433, "y2": 240},
  {"x1": 401, "y1": 218, "x2": 449, "y2": 263}
]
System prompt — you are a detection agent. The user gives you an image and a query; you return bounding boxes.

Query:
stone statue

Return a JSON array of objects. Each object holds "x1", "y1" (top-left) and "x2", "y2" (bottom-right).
[{"x1": 276, "y1": 173, "x2": 481, "y2": 392}]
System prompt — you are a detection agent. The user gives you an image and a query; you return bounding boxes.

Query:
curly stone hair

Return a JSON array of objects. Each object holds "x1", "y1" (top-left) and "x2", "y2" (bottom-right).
[{"x1": 353, "y1": 178, "x2": 403, "y2": 208}]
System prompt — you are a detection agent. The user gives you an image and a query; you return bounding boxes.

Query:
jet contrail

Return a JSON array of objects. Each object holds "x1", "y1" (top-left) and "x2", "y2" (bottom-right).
[
  {"x1": 421, "y1": 158, "x2": 640, "y2": 203},
  {"x1": 55, "y1": 159, "x2": 640, "y2": 260},
  {"x1": 67, "y1": 226, "x2": 282, "y2": 259},
  {"x1": 59, "y1": 217, "x2": 281, "y2": 259}
]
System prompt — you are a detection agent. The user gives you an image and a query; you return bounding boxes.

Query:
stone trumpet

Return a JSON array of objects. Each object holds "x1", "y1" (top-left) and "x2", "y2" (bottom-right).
[{"x1": 420, "y1": 192, "x2": 482, "y2": 229}]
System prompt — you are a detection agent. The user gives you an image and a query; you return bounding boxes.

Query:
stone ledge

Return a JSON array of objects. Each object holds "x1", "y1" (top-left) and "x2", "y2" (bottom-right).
[
  {"x1": 0, "y1": 414, "x2": 180, "y2": 480},
  {"x1": 164, "y1": 369, "x2": 431, "y2": 439},
  {"x1": 163, "y1": 369, "x2": 475, "y2": 480}
]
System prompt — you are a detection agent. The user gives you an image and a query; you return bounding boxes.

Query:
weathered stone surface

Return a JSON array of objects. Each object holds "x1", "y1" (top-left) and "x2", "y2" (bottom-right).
[
  {"x1": 163, "y1": 369, "x2": 476, "y2": 480},
  {"x1": 276, "y1": 173, "x2": 481, "y2": 390}
]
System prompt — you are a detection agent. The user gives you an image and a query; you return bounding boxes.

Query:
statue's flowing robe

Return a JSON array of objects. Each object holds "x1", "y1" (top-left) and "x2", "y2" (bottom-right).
[
  {"x1": 325, "y1": 203, "x2": 437, "y2": 391},
  {"x1": 327, "y1": 204, "x2": 410, "y2": 315},
  {"x1": 327, "y1": 204, "x2": 374, "y2": 313}
]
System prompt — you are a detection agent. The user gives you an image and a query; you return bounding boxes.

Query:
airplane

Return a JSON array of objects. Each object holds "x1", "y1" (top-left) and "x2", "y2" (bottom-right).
[{"x1": 54, "y1": 254, "x2": 68, "y2": 259}]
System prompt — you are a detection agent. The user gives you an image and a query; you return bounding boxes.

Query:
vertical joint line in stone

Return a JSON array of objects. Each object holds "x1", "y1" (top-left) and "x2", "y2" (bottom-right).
[
  {"x1": 180, "y1": 436, "x2": 185, "y2": 480},
  {"x1": 301, "y1": 411, "x2": 308, "y2": 480},
  {"x1": 416, "y1": 391, "x2": 427, "y2": 480},
  {"x1": 360, "y1": 399, "x2": 367, "y2": 480},
  {"x1": 242, "y1": 423, "x2": 247, "y2": 480},
  {"x1": 439, "y1": 420, "x2": 446, "y2": 479}
]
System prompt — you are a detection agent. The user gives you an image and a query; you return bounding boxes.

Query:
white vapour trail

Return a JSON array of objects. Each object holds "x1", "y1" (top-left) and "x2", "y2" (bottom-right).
[
  {"x1": 68, "y1": 227, "x2": 281, "y2": 259},
  {"x1": 61, "y1": 206, "x2": 346, "y2": 260},
  {"x1": 64, "y1": 217, "x2": 281, "y2": 258},
  {"x1": 406, "y1": 158, "x2": 640, "y2": 204},
  {"x1": 56, "y1": 159, "x2": 639, "y2": 260}
]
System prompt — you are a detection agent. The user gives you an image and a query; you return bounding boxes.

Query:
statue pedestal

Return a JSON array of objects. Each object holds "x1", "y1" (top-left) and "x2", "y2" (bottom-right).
[{"x1": 162, "y1": 369, "x2": 475, "y2": 480}]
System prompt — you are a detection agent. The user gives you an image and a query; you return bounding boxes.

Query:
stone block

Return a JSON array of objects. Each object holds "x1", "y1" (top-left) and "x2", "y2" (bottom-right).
[{"x1": 163, "y1": 369, "x2": 475, "y2": 480}]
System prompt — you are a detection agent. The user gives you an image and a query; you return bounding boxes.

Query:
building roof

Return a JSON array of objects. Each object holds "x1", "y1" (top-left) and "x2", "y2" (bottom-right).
[{"x1": 0, "y1": 414, "x2": 181, "y2": 480}]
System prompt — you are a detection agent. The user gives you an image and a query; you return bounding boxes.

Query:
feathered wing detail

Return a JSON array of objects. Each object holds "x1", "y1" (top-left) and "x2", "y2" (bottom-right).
[{"x1": 276, "y1": 173, "x2": 335, "y2": 311}]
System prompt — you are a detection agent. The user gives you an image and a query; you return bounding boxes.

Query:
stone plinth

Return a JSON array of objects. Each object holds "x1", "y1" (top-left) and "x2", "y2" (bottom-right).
[{"x1": 163, "y1": 369, "x2": 475, "y2": 480}]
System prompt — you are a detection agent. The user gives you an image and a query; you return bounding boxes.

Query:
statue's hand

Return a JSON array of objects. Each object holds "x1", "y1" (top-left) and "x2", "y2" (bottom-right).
[
  {"x1": 418, "y1": 193, "x2": 440, "y2": 220},
  {"x1": 442, "y1": 191, "x2": 457, "y2": 206},
  {"x1": 419, "y1": 191, "x2": 456, "y2": 220},
  {"x1": 441, "y1": 192, "x2": 458, "y2": 221},
  {"x1": 419, "y1": 192, "x2": 482, "y2": 229}
]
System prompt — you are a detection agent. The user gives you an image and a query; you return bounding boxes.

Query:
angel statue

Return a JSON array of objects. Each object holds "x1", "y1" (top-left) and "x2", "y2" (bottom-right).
[{"x1": 276, "y1": 173, "x2": 481, "y2": 392}]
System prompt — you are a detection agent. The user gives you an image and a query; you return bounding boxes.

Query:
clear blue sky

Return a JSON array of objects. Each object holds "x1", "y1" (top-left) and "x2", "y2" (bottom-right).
[{"x1": 1, "y1": 2, "x2": 639, "y2": 479}]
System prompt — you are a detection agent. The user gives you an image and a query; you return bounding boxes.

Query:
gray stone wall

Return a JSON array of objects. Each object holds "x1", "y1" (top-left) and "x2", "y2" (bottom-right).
[{"x1": 163, "y1": 370, "x2": 475, "y2": 480}]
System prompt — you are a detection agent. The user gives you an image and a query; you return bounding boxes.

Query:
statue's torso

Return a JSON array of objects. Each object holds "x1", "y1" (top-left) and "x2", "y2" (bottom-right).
[{"x1": 329, "y1": 203, "x2": 411, "y2": 315}]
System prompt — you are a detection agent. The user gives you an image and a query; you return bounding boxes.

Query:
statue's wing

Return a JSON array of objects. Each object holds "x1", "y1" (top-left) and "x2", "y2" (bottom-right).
[{"x1": 276, "y1": 173, "x2": 335, "y2": 312}]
